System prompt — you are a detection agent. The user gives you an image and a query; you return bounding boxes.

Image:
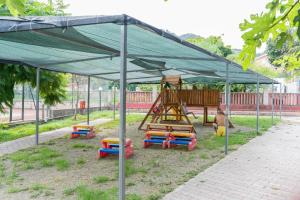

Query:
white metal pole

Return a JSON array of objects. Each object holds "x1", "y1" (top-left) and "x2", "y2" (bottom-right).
[
  {"x1": 35, "y1": 68, "x2": 40, "y2": 145},
  {"x1": 119, "y1": 15, "x2": 127, "y2": 200},
  {"x1": 256, "y1": 75, "x2": 259, "y2": 134},
  {"x1": 87, "y1": 76, "x2": 90, "y2": 125},
  {"x1": 113, "y1": 85, "x2": 116, "y2": 120},
  {"x1": 229, "y1": 83, "x2": 231, "y2": 118},
  {"x1": 21, "y1": 84, "x2": 25, "y2": 120},
  {"x1": 279, "y1": 83, "x2": 282, "y2": 120},
  {"x1": 225, "y1": 63, "x2": 229, "y2": 155},
  {"x1": 271, "y1": 81, "x2": 274, "y2": 125}
]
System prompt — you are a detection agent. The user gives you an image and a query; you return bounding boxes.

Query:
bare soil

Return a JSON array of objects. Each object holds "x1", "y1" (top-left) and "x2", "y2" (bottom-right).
[{"x1": 0, "y1": 120, "x2": 252, "y2": 200}]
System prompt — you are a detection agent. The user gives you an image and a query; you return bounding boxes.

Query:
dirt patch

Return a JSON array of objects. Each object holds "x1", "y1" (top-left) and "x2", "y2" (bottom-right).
[{"x1": 0, "y1": 120, "x2": 254, "y2": 200}]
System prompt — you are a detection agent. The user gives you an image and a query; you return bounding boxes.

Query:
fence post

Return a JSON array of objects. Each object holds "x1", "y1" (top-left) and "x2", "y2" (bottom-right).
[
  {"x1": 271, "y1": 82, "x2": 274, "y2": 125},
  {"x1": 21, "y1": 84, "x2": 25, "y2": 121},
  {"x1": 280, "y1": 83, "x2": 282, "y2": 120},
  {"x1": 256, "y1": 75, "x2": 260, "y2": 134},
  {"x1": 225, "y1": 63, "x2": 229, "y2": 155}
]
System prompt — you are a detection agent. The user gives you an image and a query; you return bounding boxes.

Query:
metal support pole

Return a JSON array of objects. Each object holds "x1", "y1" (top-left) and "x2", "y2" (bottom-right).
[
  {"x1": 9, "y1": 106, "x2": 12, "y2": 122},
  {"x1": 21, "y1": 84, "x2": 25, "y2": 121},
  {"x1": 35, "y1": 68, "x2": 40, "y2": 145},
  {"x1": 256, "y1": 75, "x2": 260, "y2": 134},
  {"x1": 279, "y1": 83, "x2": 282, "y2": 120},
  {"x1": 99, "y1": 91, "x2": 102, "y2": 111},
  {"x1": 87, "y1": 76, "x2": 90, "y2": 125},
  {"x1": 71, "y1": 75, "x2": 74, "y2": 110},
  {"x1": 228, "y1": 83, "x2": 231, "y2": 118},
  {"x1": 113, "y1": 86, "x2": 116, "y2": 120},
  {"x1": 225, "y1": 63, "x2": 229, "y2": 155},
  {"x1": 271, "y1": 81, "x2": 274, "y2": 125},
  {"x1": 119, "y1": 15, "x2": 127, "y2": 200}
]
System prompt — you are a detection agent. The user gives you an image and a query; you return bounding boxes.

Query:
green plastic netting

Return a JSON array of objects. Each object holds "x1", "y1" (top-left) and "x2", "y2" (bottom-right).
[{"x1": 0, "y1": 15, "x2": 276, "y2": 84}]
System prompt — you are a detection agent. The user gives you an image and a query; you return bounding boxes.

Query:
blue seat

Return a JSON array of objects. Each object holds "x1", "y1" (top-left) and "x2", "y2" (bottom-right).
[
  {"x1": 144, "y1": 139, "x2": 165, "y2": 144},
  {"x1": 175, "y1": 137, "x2": 192, "y2": 141},
  {"x1": 109, "y1": 144, "x2": 120, "y2": 148},
  {"x1": 151, "y1": 136, "x2": 167, "y2": 140},
  {"x1": 169, "y1": 140, "x2": 190, "y2": 145},
  {"x1": 72, "y1": 131, "x2": 88, "y2": 135},
  {"x1": 99, "y1": 148, "x2": 119, "y2": 154}
]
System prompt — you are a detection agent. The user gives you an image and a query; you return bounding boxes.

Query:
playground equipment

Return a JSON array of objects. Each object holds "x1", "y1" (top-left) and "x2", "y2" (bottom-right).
[
  {"x1": 216, "y1": 126, "x2": 226, "y2": 137},
  {"x1": 98, "y1": 137, "x2": 134, "y2": 159},
  {"x1": 144, "y1": 130, "x2": 169, "y2": 149},
  {"x1": 71, "y1": 125, "x2": 96, "y2": 139},
  {"x1": 139, "y1": 75, "x2": 195, "y2": 131},
  {"x1": 168, "y1": 132, "x2": 197, "y2": 151},
  {"x1": 139, "y1": 75, "x2": 221, "y2": 130},
  {"x1": 144, "y1": 129, "x2": 196, "y2": 150}
]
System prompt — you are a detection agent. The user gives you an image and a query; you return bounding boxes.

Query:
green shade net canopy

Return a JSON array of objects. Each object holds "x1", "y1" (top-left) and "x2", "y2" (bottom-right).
[{"x1": 0, "y1": 15, "x2": 276, "y2": 84}]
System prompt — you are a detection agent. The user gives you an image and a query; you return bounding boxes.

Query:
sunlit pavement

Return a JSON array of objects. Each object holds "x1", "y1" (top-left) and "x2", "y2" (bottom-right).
[{"x1": 164, "y1": 117, "x2": 300, "y2": 200}]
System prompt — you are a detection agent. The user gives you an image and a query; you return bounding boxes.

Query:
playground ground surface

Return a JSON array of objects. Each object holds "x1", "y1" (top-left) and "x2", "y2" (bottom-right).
[{"x1": 0, "y1": 113, "x2": 279, "y2": 200}]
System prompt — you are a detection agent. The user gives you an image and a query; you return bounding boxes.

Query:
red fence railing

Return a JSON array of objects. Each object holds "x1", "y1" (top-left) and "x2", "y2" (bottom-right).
[{"x1": 125, "y1": 92, "x2": 300, "y2": 111}]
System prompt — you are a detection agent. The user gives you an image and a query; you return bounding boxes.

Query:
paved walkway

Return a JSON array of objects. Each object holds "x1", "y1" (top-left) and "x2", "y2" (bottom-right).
[
  {"x1": 164, "y1": 117, "x2": 300, "y2": 200},
  {"x1": 0, "y1": 118, "x2": 111, "y2": 156}
]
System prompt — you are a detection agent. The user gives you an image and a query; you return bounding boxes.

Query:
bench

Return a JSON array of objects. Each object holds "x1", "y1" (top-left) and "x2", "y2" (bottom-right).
[
  {"x1": 71, "y1": 125, "x2": 95, "y2": 139},
  {"x1": 146, "y1": 123, "x2": 195, "y2": 133},
  {"x1": 98, "y1": 137, "x2": 134, "y2": 159}
]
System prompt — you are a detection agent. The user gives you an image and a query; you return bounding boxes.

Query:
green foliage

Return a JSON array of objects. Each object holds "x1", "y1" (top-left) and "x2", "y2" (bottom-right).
[
  {"x1": 187, "y1": 36, "x2": 233, "y2": 57},
  {"x1": 240, "y1": 0, "x2": 300, "y2": 69},
  {"x1": 0, "y1": 0, "x2": 25, "y2": 16},
  {"x1": 249, "y1": 63, "x2": 281, "y2": 78},
  {"x1": 0, "y1": 0, "x2": 68, "y2": 16},
  {"x1": 0, "y1": 0, "x2": 69, "y2": 113}
]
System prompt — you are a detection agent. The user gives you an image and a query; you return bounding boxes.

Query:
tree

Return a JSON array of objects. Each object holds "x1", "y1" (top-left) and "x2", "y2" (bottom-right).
[
  {"x1": 187, "y1": 36, "x2": 233, "y2": 57},
  {"x1": 239, "y1": 0, "x2": 300, "y2": 70},
  {"x1": 0, "y1": 0, "x2": 68, "y2": 16},
  {"x1": 0, "y1": 0, "x2": 69, "y2": 113}
]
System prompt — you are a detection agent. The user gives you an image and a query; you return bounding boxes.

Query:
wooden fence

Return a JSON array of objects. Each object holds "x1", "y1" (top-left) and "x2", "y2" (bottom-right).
[{"x1": 125, "y1": 91, "x2": 300, "y2": 111}]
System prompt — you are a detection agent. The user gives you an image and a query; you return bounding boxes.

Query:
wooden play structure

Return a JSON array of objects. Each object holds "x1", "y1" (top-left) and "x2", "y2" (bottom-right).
[
  {"x1": 98, "y1": 137, "x2": 134, "y2": 159},
  {"x1": 71, "y1": 125, "x2": 96, "y2": 139},
  {"x1": 138, "y1": 75, "x2": 221, "y2": 131}
]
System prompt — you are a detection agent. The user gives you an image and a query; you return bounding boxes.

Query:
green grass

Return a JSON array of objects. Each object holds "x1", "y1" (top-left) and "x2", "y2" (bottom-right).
[
  {"x1": 72, "y1": 143, "x2": 95, "y2": 149},
  {"x1": 29, "y1": 183, "x2": 52, "y2": 198},
  {"x1": 0, "y1": 160, "x2": 5, "y2": 178},
  {"x1": 231, "y1": 116, "x2": 280, "y2": 131},
  {"x1": 0, "y1": 110, "x2": 115, "y2": 143},
  {"x1": 7, "y1": 186, "x2": 28, "y2": 193},
  {"x1": 200, "y1": 153, "x2": 208, "y2": 159},
  {"x1": 55, "y1": 159, "x2": 70, "y2": 171},
  {"x1": 96, "y1": 114, "x2": 145, "y2": 130},
  {"x1": 69, "y1": 185, "x2": 141, "y2": 200},
  {"x1": 115, "y1": 160, "x2": 147, "y2": 178},
  {"x1": 77, "y1": 157, "x2": 86, "y2": 166},
  {"x1": 6, "y1": 169, "x2": 19, "y2": 185},
  {"x1": 93, "y1": 176, "x2": 110, "y2": 184},
  {"x1": 9, "y1": 147, "x2": 61, "y2": 170},
  {"x1": 198, "y1": 116, "x2": 279, "y2": 151}
]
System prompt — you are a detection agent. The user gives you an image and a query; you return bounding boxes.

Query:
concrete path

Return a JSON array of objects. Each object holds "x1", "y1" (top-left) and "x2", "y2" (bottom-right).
[
  {"x1": 164, "y1": 117, "x2": 300, "y2": 200},
  {"x1": 0, "y1": 118, "x2": 111, "y2": 156}
]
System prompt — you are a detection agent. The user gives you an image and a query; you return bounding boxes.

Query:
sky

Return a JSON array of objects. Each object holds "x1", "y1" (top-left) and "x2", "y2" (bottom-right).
[{"x1": 64, "y1": 0, "x2": 270, "y2": 50}]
